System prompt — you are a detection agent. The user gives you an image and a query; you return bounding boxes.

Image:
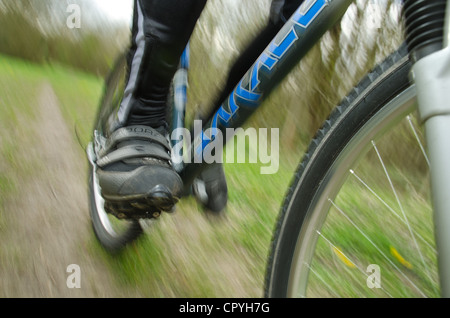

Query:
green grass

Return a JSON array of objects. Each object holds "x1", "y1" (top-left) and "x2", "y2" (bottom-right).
[
  {"x1": 0, "y1": 53, "x2": 102, "y2": 193},
  {"x1": 0, "y1": 55, "x2": 47, "y2": 229},
  {"x1": 44, "y1": 63, "x2": 103, "y2": 149},
  {"x1": 90, "y1": 159, "x2": 297, "y2": 297},
  {"x1": 0, "y1": 53, "x2": 103, "y2": 149},
  {"x1": 0, "y1": 54, "x2": 102, "y2": 243},
  {"x1": 0, "y1": 54, "x2": 103, "y2": 282},
  {"x1": 0, "y1": 53, "x2": 437, "y2": 298},
  {"x1": 305, "y1": 147, "x2": 437, "y2": 298},
  {"x1": 0, "y1": 53, "x2": 299, "y2": 297}
]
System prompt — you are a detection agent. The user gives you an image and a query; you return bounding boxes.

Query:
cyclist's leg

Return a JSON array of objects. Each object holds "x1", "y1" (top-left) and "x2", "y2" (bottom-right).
[
  {"x1": 97, "y1": 0, "x2": 206, "y2": 218},
  {"x1": 119, "y1": 0, "x2": 207, "y2": 128}
]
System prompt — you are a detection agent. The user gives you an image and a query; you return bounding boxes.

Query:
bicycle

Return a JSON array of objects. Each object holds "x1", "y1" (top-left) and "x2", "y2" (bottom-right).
[{"x1": 86, "y1": 0, "x2": 450, "y2": 297}]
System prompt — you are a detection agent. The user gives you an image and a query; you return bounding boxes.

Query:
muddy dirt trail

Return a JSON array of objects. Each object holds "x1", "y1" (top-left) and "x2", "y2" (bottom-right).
[{"x1": 0, "y1": 83, "x2": 141, "y2": 297}]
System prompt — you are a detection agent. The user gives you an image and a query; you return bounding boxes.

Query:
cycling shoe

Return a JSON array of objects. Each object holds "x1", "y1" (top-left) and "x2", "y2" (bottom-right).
[
  {"x1": 193, "y1": 162, "x2": 228, "y2": 214},
  {"x1": 96, "y1": 125, "x2": 183, "y2": 219}
]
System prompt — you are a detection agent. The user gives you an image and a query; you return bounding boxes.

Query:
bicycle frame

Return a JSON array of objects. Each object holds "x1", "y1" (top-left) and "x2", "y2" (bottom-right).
[
  {"x1": 412, "y1": 0, "x2": 450, "y2": 296},
  {"x1": 170, "y1": 0, "x2": 450, "y2": 296},
  {"x1": 174, "y1": 0, "x2": 353, "y2": 190}
]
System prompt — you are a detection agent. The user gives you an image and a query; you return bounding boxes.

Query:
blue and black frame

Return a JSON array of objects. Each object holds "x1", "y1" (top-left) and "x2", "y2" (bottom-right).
[{"x1": 174, "y1": 0, "x2": 353, "y2": 192}]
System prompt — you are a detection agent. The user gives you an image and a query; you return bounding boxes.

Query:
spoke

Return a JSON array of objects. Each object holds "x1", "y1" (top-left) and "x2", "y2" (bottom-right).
[
  {"x1": 317, "y1": 230, "x2": 357, "y2": 268},
  {"x1": 407, "y1": 115, "x2": 429, "y2": 167},
  {"x1": 350, "y1": 169, "x2": 436, "y2": 252},
  {"x1": 304, "y1": 261, "x2": 339, "y2": 298},
  {"x1": 372, "y1": 140, "x2": 435, "y2": 291},
  {"x1": 329, "y1": 198, "x2": 427, "y2": 297},
  {"x1": 317, "y1": 230, "x2": 393, "y2": 298}
]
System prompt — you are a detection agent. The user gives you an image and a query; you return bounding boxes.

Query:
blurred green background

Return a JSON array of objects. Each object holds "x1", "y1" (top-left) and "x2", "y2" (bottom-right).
[{"x1": 0, "y1": 0, "x2": 405, "y2": 297}]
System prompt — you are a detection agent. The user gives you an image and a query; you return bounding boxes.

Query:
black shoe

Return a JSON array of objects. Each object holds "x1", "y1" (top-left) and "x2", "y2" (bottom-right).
[
  {"x1": 193, "y1": 162, "x2": 228, "y2": 214},
  {"x1": 96, "y1": 125, "x2": 183, "y2": 219}
]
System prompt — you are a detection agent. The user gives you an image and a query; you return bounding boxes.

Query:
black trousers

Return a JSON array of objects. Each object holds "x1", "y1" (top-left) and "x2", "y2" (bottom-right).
[{"x1": 118, "y1": 0, "x2": 304, "y2": 128}]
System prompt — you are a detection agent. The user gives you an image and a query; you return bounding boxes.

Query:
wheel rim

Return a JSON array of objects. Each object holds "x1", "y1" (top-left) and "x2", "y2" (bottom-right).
[
  {"x1": 88, "y1": 143, "x2": 138, "y2": 238},
  {"x1": 288, "y1": 85, "x2": 438, "y2": 297}
]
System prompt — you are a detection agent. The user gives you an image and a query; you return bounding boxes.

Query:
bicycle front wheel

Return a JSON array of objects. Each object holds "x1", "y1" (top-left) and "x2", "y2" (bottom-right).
[{"x1": 265, "y1": 45, "x2": 439, "y2": 297}]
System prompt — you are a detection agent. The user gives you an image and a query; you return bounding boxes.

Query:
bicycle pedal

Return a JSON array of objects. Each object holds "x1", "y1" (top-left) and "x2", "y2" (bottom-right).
[{"x1": 104, "y1": 196, "x2": 177, "y2": 220}]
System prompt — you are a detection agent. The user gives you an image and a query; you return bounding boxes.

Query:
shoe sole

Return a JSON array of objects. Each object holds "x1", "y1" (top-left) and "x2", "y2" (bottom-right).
[{"x1": 103, "y1": 185, "x2": 179, "y2": 220}]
